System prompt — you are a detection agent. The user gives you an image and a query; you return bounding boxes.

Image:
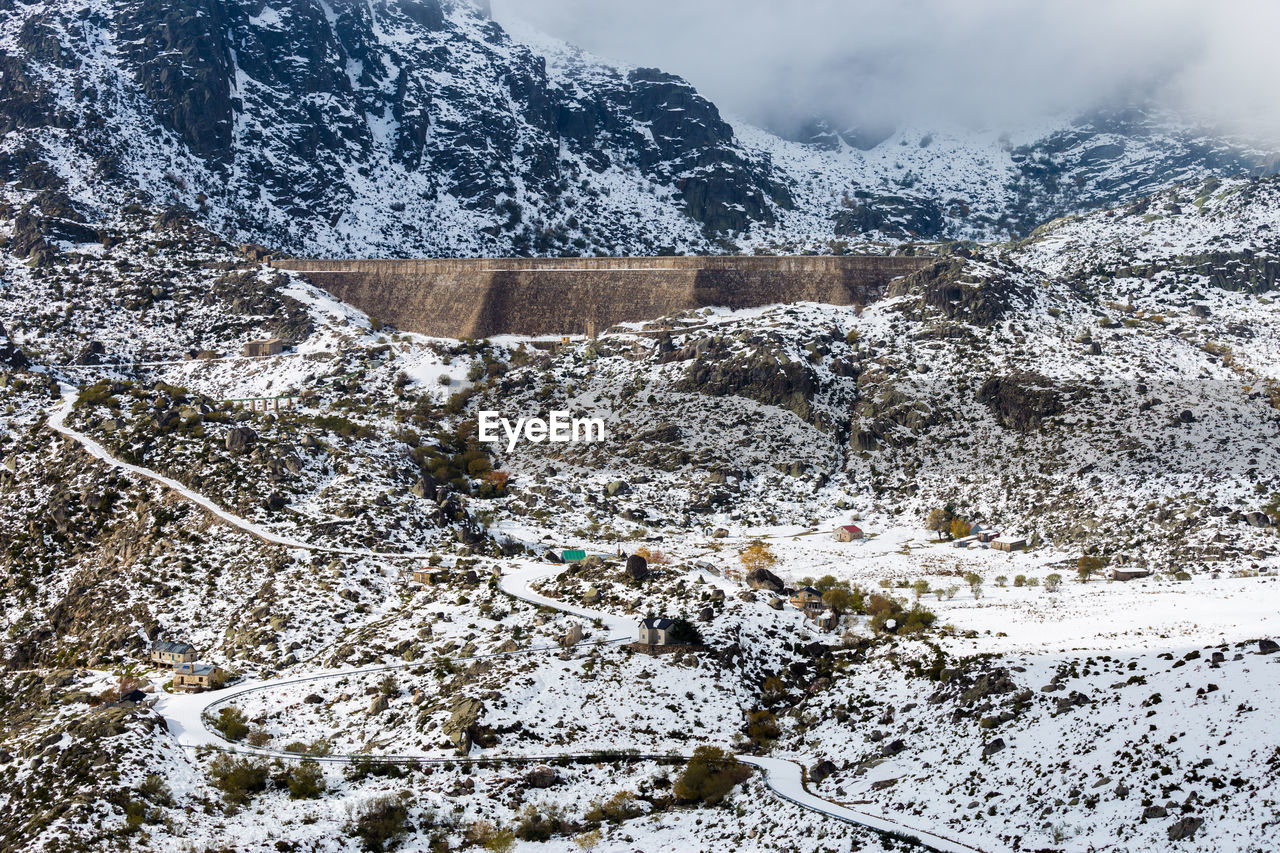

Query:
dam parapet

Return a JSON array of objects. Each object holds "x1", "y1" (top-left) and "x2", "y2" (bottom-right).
[{"x1": 270, "y1": 255, "x2": 935, "y2": 338}]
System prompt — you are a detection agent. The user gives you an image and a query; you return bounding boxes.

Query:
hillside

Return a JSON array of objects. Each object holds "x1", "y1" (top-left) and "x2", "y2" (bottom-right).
[{"x1": 1, "y1": 166, "x2": 1279, "y2": 849}]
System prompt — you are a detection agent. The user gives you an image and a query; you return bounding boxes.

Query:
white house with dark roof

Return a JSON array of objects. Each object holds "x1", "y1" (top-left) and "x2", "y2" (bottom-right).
[{"x1": 638, "y1": 617, "x2": 676, "y2": 646}]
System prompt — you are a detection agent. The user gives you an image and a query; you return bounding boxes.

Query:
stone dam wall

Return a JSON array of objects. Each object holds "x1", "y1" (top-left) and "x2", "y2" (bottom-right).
[{"x1": 269, "y1": 256, "x2": 935, "y2": 338}]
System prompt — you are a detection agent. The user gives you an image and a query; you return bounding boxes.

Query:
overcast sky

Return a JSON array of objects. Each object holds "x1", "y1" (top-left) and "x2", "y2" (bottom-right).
[{"x1": 491, "y1": 0, "x2": 1280, "y2": 143}]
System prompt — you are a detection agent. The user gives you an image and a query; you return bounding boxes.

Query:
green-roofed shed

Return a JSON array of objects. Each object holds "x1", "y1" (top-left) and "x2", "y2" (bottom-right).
[{"x1": 562, "y1": 549, "x2": 587, "y2": 562}]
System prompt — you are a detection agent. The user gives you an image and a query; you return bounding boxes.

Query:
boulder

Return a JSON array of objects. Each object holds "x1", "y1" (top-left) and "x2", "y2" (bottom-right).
[
  {"x1": 880, "y1": 739, "x2": 906, "y2": 758},
  {"x1": 526, "y1": 766, "x2": 559, "y2": 789},
  {"x1": 1143, "y1": 805, "x2": 1168, "y2": 819},
  {"x1": 624, "y1": 554, "x2": 649, "y2": 581},
  {"x1": 225, "y1": 426, "x2": 257, "y2": 454},
  {"x1": 265, "y1": 492, "x2": 286, "y2": 511},
  {"x1": 982, "y1": 738, "x2": 1006, "y2": 757},
  {"x1": 604, "y1": 480, "x2": 630, "y2": 497},
  {"x1": 1258, "y1": 639, "x2": 1279, "y2": 655},
  {"x1": 746, "y1": 567, "x2": 784, "y2": 592},
  {"x1": 562, "y1": 624, "x2": 583, "y2": 647},
  {"x1": 1245, "y1": 511, "x2": 1274, "y2": 528},
  {"x1": 367, "y1": 695, "x2": 388, "y2": 715},
  {"x1": 1167, "y1": 817, "x2": 1203, "y2": 842},
  {"x1": 410, "y1": 474, "x2": 438, "y2": 500},
  {"x1": 810, "y1": 760, "x2": 837, "y2": 783},
  {"x1": 582, "y1": 587, "x2": 600, "y2": 605},
  {"x1": 960, "y1": 669, "x2": 1016, "y2": 705},
  {"x1": 698, "y1": 606, "x2": 714, "y2": 623},
  {"x1": 711, "y1": 528, "x2": 729, "y2": 539}
]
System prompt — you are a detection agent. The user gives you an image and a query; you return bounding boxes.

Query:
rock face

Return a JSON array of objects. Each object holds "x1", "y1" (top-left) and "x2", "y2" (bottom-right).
[
  {"x1": 0, "y1": 0, "x2": 790, "y2": 256},
  {"x1": 0, "y1": 322, "x2": 27, "y2": 369},
  {"x1": 441, "y1": 696, "x2": 484, "y2": 754},
  {"x1": 977, "y1": 373, "x2": 1065, "y2": 432},
  {"x1": 745, "y1": 568, "x2": 784, "y2": 592}
]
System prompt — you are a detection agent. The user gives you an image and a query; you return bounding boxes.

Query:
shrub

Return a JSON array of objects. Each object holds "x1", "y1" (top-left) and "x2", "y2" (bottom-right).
[
  {"x1": 209, "y1": 755, "x2": 269, "y2": 806},
  {"x1": 138, "y1": 774, "x2": 173, "y2": 806},
  {"x1": 345, "y1": 756, "x2": 407, "y2": 782},
  {"x1": 464, "y1": 820, "x2": 515, "y2": 851},
  {"x1": 667, "y1": 618, "x2": 702, "y2": 645},
  {"x1": 584, "y1": 791, "x2": 642, "y2": 823},
  {"x1": 673, "y1": 746, "x2": 751, "y2": 805},
  {"x1": 1044, "y1": 573, "x2": 1063, "y2": 592},
  {"x1": 1013, "y1": 574, "x2": 1027, "y2": 587},
  {"x1": 738, "y1": 540, "x2": 776, "y2": 572},
  {"x1": 286, "y1": 759, "x2": 326, "y2": 800},
  {"x1": 349, "y1": 793, "x2": 411, "y2": 852},
  {"x1": 213, "y1": 707, "x2": 250, "y2": 741},
  {"x1": 747, "y1": 709, "x2": 779, "y2": 746}
]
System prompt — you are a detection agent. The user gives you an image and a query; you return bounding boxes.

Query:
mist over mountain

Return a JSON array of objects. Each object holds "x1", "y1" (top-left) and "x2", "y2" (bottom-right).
[{"x1": 495, "y1": 0, "x2": 1280, "y2": 148}]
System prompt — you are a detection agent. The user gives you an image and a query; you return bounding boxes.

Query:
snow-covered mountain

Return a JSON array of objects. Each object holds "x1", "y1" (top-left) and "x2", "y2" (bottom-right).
[{"x1": 1, "y1": 0, "x2": 1275, "y2": 257}]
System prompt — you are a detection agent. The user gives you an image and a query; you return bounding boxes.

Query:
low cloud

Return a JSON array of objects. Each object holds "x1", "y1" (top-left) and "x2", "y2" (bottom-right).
[{"x1": 492, "y1": 0, "x2": 1280, "y2": 144}]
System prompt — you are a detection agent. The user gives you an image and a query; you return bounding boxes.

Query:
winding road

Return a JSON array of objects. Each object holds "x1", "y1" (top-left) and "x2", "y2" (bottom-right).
[{"x1": 46, "y1": 387, "x2": 998, "y2": 853}]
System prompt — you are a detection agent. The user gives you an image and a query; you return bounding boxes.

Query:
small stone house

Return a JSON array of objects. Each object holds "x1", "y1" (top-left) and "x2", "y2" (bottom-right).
[
  {"x1": 992, "y1": 535, "x2": 1027, "y2": 552},
  {"x1": 1111, "y1": 568, "x2": 1152, "y2": 582},
  {"x1": 638, "y1": 617, "x2": 676, "y2": 646},
  {"x1": 790, "y1": 586, "x2": 825, "y2": 612},
  {"x1": 173, "y1": 662, "x2": 224, "y2": 692},
  {"x1": 412, "y1": 567, "x2": 449, "y2": 585},
  {"x1": 150, "y1": 640, "x2": 195, "y2": 667},
  {"x1": 242, "y1": 338, "x2": 284, "y2": 357},
  {"x1": 833, "y1": 524, "x2": 863, "y2": 542}
]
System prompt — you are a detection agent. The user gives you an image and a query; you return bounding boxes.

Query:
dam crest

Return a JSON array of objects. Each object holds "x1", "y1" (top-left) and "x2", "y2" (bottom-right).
[{"x1": 270, "y1": 255, "x2": 935, "y2": 338}]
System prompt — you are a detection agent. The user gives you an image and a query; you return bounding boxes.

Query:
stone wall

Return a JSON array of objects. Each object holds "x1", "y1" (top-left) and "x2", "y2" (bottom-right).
[{"x1": 271, "y1": 256, "x2": 934, "y2": 337}]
